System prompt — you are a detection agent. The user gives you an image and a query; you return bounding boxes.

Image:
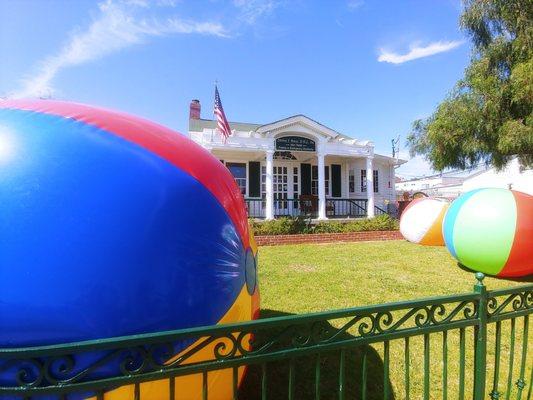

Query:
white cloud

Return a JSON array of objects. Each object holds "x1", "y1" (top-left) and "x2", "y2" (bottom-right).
[
  {"x1": 377, "y1": 40, "x2": 463, "y2": 65},
  {"x1": 233, "y1": 0, "x2": 278, "y2": 24},
  {"x1": 13, "y1": 0, "x2": 227, "y2": 98},
  {"x1": 347, "y1": 0, "x2": 364, "y2": 11}
]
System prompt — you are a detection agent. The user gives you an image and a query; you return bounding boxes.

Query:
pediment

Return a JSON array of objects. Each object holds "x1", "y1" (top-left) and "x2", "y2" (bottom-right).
[{"x1": 256, "y1": 115, "x2": 340, "y2": 140}]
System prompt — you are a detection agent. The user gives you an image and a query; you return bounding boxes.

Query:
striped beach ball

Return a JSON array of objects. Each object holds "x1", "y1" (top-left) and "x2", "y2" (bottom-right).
[
  {"x1": 443, "y1": 188, "x2": 533, "y2": 278},
  {"x1": 0, "y1": 99, "x2": 259, "y2": 399},
  {"x1": 400, "y1": 197, "x2": 449, "y2": 246}
]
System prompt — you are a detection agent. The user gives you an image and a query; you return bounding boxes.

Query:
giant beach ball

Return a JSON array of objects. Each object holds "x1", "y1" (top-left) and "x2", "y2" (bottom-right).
[
  {"x1": 443, "y1": 188, "x2": 533, "y2": 278},
  {"x1": 399, "y1": 197, "x2": 449, "y2": 246},
  {"x1": 0, "y1": 99, "x2": 259, "y2": 399}
]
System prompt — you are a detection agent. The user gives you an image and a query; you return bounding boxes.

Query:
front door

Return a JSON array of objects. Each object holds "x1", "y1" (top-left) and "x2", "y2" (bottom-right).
[
  {"x1": 272, "y1": 164, "x2": 300, "y2": 216},
  {"x1": 273, "y1": 165, "x2": 289, "y2": 215}
]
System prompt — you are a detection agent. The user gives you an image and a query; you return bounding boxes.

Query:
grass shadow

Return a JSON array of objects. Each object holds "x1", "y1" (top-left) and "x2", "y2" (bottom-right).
[
  {"x1": 457, "y1": 263, "x2": 533, "y2": 282},
  {"x1": 239, "y1": 309, "x2": 395, "y2": 400}
]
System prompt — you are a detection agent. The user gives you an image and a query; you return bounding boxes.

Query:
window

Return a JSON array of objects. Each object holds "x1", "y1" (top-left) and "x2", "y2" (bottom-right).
[
  {"x1": 293, "y1": 167, "x2": 299, "y2": 207},
  {"x1": 311, "y1": 166, "x2": 330, "y2": 196},
  {"x1": 273, "y1": 166, "x2": 288, "y2": 196},
  {"x1": 361, "y1": 170, "x2": 378, "y2": 193},
  {"x1": 349, "y1": 170, "x2": 355, "y2": 193},
  {"x1": 226, "y1": 163, "x2": 247, "y2": 195},
  {"x1": 293, "y1": 167, "x2": 299, "y2": 199}
]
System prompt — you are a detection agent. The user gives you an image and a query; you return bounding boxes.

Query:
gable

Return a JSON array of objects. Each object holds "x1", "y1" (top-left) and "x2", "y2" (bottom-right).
[{"x1": 256, "y1": 115, "x2": 341, "y2": 140}]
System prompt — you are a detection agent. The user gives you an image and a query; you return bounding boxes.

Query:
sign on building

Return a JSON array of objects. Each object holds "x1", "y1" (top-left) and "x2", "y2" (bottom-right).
[{"x1": 275, "y1": 136, "x2": 316, "y2": 152}]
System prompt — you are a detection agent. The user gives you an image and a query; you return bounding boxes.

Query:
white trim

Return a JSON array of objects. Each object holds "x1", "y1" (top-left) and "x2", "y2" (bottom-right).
[
  {"x1": 366, "y1": 156, "x2": 375, "y2": 218},
  {"x1": 257, "y1": 115, "x2": 340, "y2": 139},
  {"x1": 265, "y1": 150, "x2": 274, "y2": 220},
  {"x1": 317, "y1": 152, "x2": 327, "y2": 220}
]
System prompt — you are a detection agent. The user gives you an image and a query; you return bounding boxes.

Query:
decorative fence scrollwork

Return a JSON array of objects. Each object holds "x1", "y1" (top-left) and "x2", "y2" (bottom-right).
[
  {"x1": 0, "y1": 276, "x2": 531, "y2": 399},
  {"x1": 487, "y1": 287, "x2": 533, "y2": 319}
]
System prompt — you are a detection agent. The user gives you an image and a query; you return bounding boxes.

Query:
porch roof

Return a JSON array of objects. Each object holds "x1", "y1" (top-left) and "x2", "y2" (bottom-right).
[
  {"x1": 189, "y1": 118, "x2": 261, "y2": 133},
  {"x1": 189, "y1": 115, "x2": 407, "y2": 166}
]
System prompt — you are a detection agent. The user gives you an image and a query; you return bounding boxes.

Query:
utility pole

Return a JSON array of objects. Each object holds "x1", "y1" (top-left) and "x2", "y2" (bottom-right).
[{"x1": 391, "y1": 135, "x2": 400, "y2": 159}]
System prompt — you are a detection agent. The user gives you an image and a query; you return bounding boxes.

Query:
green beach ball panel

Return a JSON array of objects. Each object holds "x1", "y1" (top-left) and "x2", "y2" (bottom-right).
[{"x1": 453, "y1": 189, "x2": 517, "y2": 276}]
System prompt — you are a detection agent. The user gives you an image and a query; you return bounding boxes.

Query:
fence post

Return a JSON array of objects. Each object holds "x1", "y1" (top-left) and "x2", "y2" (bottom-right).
[{"x1": 473, "y1": 272, "x2": 488, "y2": 400}]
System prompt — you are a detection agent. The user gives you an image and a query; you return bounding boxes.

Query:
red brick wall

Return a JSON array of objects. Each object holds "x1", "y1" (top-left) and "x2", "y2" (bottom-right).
[{"x1": 255, "y1": 230, "x2": 402, "y2": 246}]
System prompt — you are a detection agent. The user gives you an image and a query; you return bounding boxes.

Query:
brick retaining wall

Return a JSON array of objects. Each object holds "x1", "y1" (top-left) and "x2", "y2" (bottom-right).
[{"x1": 255, "y1": 230, "x2": 402, "y2": 246}]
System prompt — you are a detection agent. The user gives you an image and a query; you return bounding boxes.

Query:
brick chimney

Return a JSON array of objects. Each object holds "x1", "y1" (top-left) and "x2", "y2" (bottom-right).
[{"x1": 189, "y1": 99, "x2": 201, "y2": 119}]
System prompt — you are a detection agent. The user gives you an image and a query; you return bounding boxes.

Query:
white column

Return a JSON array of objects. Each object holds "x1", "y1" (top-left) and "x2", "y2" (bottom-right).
[
  {"x1": 265, "y1": 150, "x2": 274, "y2": 220},
  {"x1": 318, "y1": 152, "x2": 327, "y2": 220},
  {"x1": 366, "y1": 156, "x2": 375, "y2": 218}
]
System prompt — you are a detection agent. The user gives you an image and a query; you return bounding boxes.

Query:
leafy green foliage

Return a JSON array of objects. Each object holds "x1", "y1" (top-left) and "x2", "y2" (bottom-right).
[
  {"x1": 312, "y1": 221, "x2": 347, "y2": 233},
  {"x1": 249, "y1": 217, "x2": 312, "y2": 235},
  {"x1": 408, "y1": 0, "x2": 533, "y2": 170},
  {"x1": 250, "y1": 215, "x2": 399, "y2": 236}
]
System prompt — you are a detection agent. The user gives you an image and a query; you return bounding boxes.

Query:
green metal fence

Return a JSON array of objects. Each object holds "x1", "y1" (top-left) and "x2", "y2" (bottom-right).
[{"x1": 0, "y1": 273, "x2": 531, "y2": 399}]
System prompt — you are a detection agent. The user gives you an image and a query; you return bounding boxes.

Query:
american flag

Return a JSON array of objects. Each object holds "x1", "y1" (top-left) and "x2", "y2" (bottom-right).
[{"x1": 214, "y1": 85, "x2": 232, "y2": 142}]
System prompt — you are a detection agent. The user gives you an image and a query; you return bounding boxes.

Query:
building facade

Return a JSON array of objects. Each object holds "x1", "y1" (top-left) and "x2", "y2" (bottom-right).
[
  {"x1": 461, "y1": 158, "x2": 533, "y2": 195},
  {"x1": 188, "y1": 100, "x2": 404, "y2": 219},
  {"x1": 395, "y1": 171, "x2": 469, "y2": 200},
  {"x1": 395, "y1": 157, "x2": 533, "y2": 199}
]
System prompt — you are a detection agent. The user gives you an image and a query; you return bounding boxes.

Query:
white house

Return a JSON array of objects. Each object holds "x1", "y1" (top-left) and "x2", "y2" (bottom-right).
[
  {"x1": 188, "y1": 100, "x2": 405, "y2": 219},
  {"x1": 395, "y1": 170, "x2": 474, "y2": 199}
]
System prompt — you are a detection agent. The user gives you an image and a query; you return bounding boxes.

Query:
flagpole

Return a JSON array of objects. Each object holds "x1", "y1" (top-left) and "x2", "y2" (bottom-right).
[{"x1": 211, "y1": 80, "x2": 217, "y2": 143}]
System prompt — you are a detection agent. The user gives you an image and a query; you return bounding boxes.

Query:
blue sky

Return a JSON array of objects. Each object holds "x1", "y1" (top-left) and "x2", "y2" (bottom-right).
[{"x1": 0, "y1": 0, "x2": 470, "y2": 177}]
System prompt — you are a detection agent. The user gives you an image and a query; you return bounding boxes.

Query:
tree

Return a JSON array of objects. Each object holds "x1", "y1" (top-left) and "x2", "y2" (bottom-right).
[{"x1": 407, "y1": 0, "x2": 533, "y2": 170}]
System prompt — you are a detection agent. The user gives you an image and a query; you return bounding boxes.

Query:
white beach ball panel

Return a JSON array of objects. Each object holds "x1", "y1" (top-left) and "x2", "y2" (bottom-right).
[{"x1": 400, "y1": 199, "x2": 446, "y2": 244}]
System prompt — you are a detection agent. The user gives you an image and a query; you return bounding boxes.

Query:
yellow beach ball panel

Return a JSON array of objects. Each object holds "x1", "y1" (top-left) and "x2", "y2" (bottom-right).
[{"x1": 89, "y1": 285, "x2": 255, "y2": 400}]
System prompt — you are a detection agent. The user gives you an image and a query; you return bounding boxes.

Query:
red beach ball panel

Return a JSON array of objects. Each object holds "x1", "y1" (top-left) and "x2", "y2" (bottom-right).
[
  {"x1": 499, "y1": 191, "x2": 533, "y2": 277},
  {"x1": 0, "y1": 99, "x2": 250, "y2": 248}
]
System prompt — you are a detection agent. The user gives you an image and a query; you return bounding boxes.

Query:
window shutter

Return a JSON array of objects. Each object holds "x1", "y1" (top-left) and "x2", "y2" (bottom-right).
[
  {"x1": 301, "y1": 163, "x2": 311, "y2": 195},
  {"x1": 331, "y1": 164, "x2": 341, "y2": 197},
  {"x1": 248, "y1": 162, "x2": 261, "y2": 198}
]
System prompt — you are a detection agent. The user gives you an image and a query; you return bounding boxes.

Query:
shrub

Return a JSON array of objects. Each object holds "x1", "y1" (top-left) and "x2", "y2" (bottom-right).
[
  {"x1": 248, "y1": 218, "x2": 263, "y2": 235},
  {"x1": 368, "y1": 214, "x2": 399, "y2": 230},
  {"x1": 249, "y1": 214, "x2": 399, "y2": 236},
  {"x1": 343, "y1": 214, "x2": 399, "y2": 232},
  {"x1": 250, "y1": 217, "x2": 311, "y2": 236},
  {"x1": 313, "y1": 221, "x2": 346, "y2": 233}
]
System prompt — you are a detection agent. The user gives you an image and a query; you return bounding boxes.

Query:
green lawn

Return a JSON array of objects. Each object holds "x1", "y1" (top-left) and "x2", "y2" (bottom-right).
[{"x1": 239, "y1": 240, "x2": 532, "y2": 399}]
